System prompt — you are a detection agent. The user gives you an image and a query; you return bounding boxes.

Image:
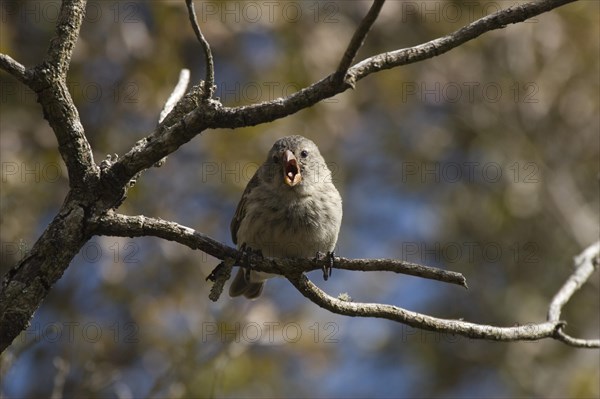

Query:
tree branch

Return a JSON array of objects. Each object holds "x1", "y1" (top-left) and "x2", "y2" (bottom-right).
[
  {"x1": 554, "y1": 329, "x2": 600, "y2": 349},
  {"x1": 289, "y1": 273, "x2": 559, "y2": 342},
  {"x1": 93, "y1": 213, "x2": 599, "y2": 347},
  {"x1": 1, "y1": 1, "x2": 95, "y2": 190},
  {"x1": 27, "y1": 0, "x2": 97, "y2": 190},
  {"x1": 159, "y1": 69, "x2": 191, "y2": 124},
  {"x1": 185, "y1": 0, "x2": 215, "y2": 98},
  {"x1": 0, "y1": 53, "x2": 30, "y2": 85},
  {"x1": 335, "y1": 0, "x2": 385, "y2": 84},
  {"x1": 91, "y1": 213, "x2": 600, "y2": 347},
  {"x1": 286, "y1": 241, "x2": 600, "y2": 347},
  {"x1": 92, "y1": 212, "x2": 467, "y2": 288},
  {"x1": 547, "y1": 241, "x2": 600, "y2": 348},
  {"x1": 348, "y1": 0, "x2": 577, "y2": 82},
  {"x1": 45, "y1": 0, "x2": 88, "y2": 78},
  {"x1": 0, "y1": 0, "x2": 96, "y2": 353},
  {"x1": 0, "y1": 202, "x2": 90, "y2": 353},
  {"x1": 212, "y1": 0, "x2": 577, "y2": 125},
  {"x1": 35, "y1": 78, "x2": 99, "y2": 191},
  {"x1": 107, "y1": 0, "x2": 576, "y2": 189}
]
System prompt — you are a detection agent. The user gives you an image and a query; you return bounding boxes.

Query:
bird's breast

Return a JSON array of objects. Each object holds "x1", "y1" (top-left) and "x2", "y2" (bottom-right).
[{"x1": 236, "y1": 191, "x2": 341, "y2": 258}]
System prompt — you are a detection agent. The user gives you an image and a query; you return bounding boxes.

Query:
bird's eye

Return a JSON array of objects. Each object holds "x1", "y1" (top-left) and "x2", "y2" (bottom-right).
[
  {"x1": 272, "y1": 155, "x2": 279, "y2": 163},
  {"x1": 300, "y1": 150, "x2": 309, "y2": 158}
]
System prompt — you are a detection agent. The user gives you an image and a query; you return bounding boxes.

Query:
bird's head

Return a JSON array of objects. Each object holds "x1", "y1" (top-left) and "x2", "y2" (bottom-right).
[{"x1": 260, "y1": 135, "x2": 331, "y2": 192}]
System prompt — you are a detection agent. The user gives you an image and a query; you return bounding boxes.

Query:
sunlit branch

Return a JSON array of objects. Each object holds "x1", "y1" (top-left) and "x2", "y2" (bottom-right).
[
  {"x1": 335, "y1": 0, "x2": 386, "y2": 84},
  {"x1": 185, "y1": 0, "x2": 215, "y2": 98},
  {"x1": 93, "y1": 212, "x2": 467, "y2": 288}
]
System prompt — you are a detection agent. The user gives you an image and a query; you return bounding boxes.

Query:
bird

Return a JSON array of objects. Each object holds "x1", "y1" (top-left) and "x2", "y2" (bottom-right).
[{"x1": 229, "y1": 135, "x2": 343, "y2": 299}]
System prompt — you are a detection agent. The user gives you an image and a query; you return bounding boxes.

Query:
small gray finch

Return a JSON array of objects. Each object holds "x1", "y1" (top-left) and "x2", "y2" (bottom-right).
[{"x1": 229, "y1": 135, "x2": 343, "y2": 299}]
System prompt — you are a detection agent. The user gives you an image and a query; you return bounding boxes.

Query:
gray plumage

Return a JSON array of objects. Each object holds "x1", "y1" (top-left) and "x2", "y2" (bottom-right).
[{"x1": 229, "y1": 135, "x2": 343, "y2": 299}]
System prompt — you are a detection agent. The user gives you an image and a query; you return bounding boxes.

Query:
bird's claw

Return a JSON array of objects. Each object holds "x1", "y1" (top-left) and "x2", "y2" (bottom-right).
[
  {"x1": 237, "y1": 243, "x2": 263, "y2": 280},
  {"x1": 315, "y1": 251, "x2": 335, "y2": 281}
]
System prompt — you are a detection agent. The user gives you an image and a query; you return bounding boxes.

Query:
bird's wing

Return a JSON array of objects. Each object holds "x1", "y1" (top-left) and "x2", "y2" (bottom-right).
[{"x1": 230, "y1": 170, "x2": 262, "y2": 245}]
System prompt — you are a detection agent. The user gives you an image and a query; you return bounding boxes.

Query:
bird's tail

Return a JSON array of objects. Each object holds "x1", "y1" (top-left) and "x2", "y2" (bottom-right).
[{"x1": 229, "y1": 268, "x2": 264, "y2": 299}]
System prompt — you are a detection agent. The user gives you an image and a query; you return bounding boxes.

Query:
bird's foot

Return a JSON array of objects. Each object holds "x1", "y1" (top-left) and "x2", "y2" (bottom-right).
[
  {"x1": 314, "y1": 251, "x2": 335, "y2": 281},
  {"x1": 238, "y1": 243, "x2": 263, "y2": 280}
]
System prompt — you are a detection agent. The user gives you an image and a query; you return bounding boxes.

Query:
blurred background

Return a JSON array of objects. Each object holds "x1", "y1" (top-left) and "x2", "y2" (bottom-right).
[{"x1": 1, "y1": 0, "x2": 598, "y2": 398}]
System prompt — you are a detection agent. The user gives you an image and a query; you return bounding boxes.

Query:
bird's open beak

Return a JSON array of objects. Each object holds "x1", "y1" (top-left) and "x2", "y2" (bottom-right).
[{"x1": 283, "y1": 150, "x2": 302, "y2": 186}]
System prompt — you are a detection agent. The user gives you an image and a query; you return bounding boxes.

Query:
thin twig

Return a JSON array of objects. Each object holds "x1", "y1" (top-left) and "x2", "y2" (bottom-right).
[
  {"x1": 159, "y1": 69, "x2": 191, "y2": 123},
  {"x1": 335, "y1": 0, "x2": 385, "y2": 85},
  {"x1": 334, "y1": 257, "x2": 467, "y2": 288},
  {"x1": 548, "y1": 241, "x2": 599, "y2": 321},
  {"x1": 547, "y1": 241, "x2": 600, "y2": 348},
  {"x1": 554, "y1": 329, "x2": 600, "y2": 348},
  {"x1": 185, "y1": 0, "x2": 215, "y2": 99}
]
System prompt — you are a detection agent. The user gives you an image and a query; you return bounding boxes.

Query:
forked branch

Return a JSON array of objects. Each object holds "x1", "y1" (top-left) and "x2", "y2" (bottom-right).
[
  {"x1": 107, "y1": 0, "x2": 578, "y2": 188},
  {"x1": 95, "y1": 212, "x2": 600, "y2": 348},
  {"x1": 185, "y1": 0, "x2": 215, "y2": 98}
]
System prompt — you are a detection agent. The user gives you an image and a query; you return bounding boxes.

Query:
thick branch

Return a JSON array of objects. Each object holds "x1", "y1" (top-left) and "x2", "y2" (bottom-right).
[
  {"x1": 33, "y1": 75, "x2": 98, "y2": 190},
  {"x1": 0, "y1": 0, "x2": 97, "y2": 354},
  {"x1": 1, "y1": 1, "x2": 94, "y2": 190},
  {"x1": 20, "y1": 0, "x2": 97, "y2": 190},
  {"x1": 0, "y1": 57, "x2": 194, "y2": 357},
  {"x1": 93, "y1": 212, "x2": 467, "y2": 288},
  {"x1": 0, "y1": 201, "x2": 90, "y2": 353},
  {"x1": 45, "y1": 0, "x2": 87, "y2": 77}
]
